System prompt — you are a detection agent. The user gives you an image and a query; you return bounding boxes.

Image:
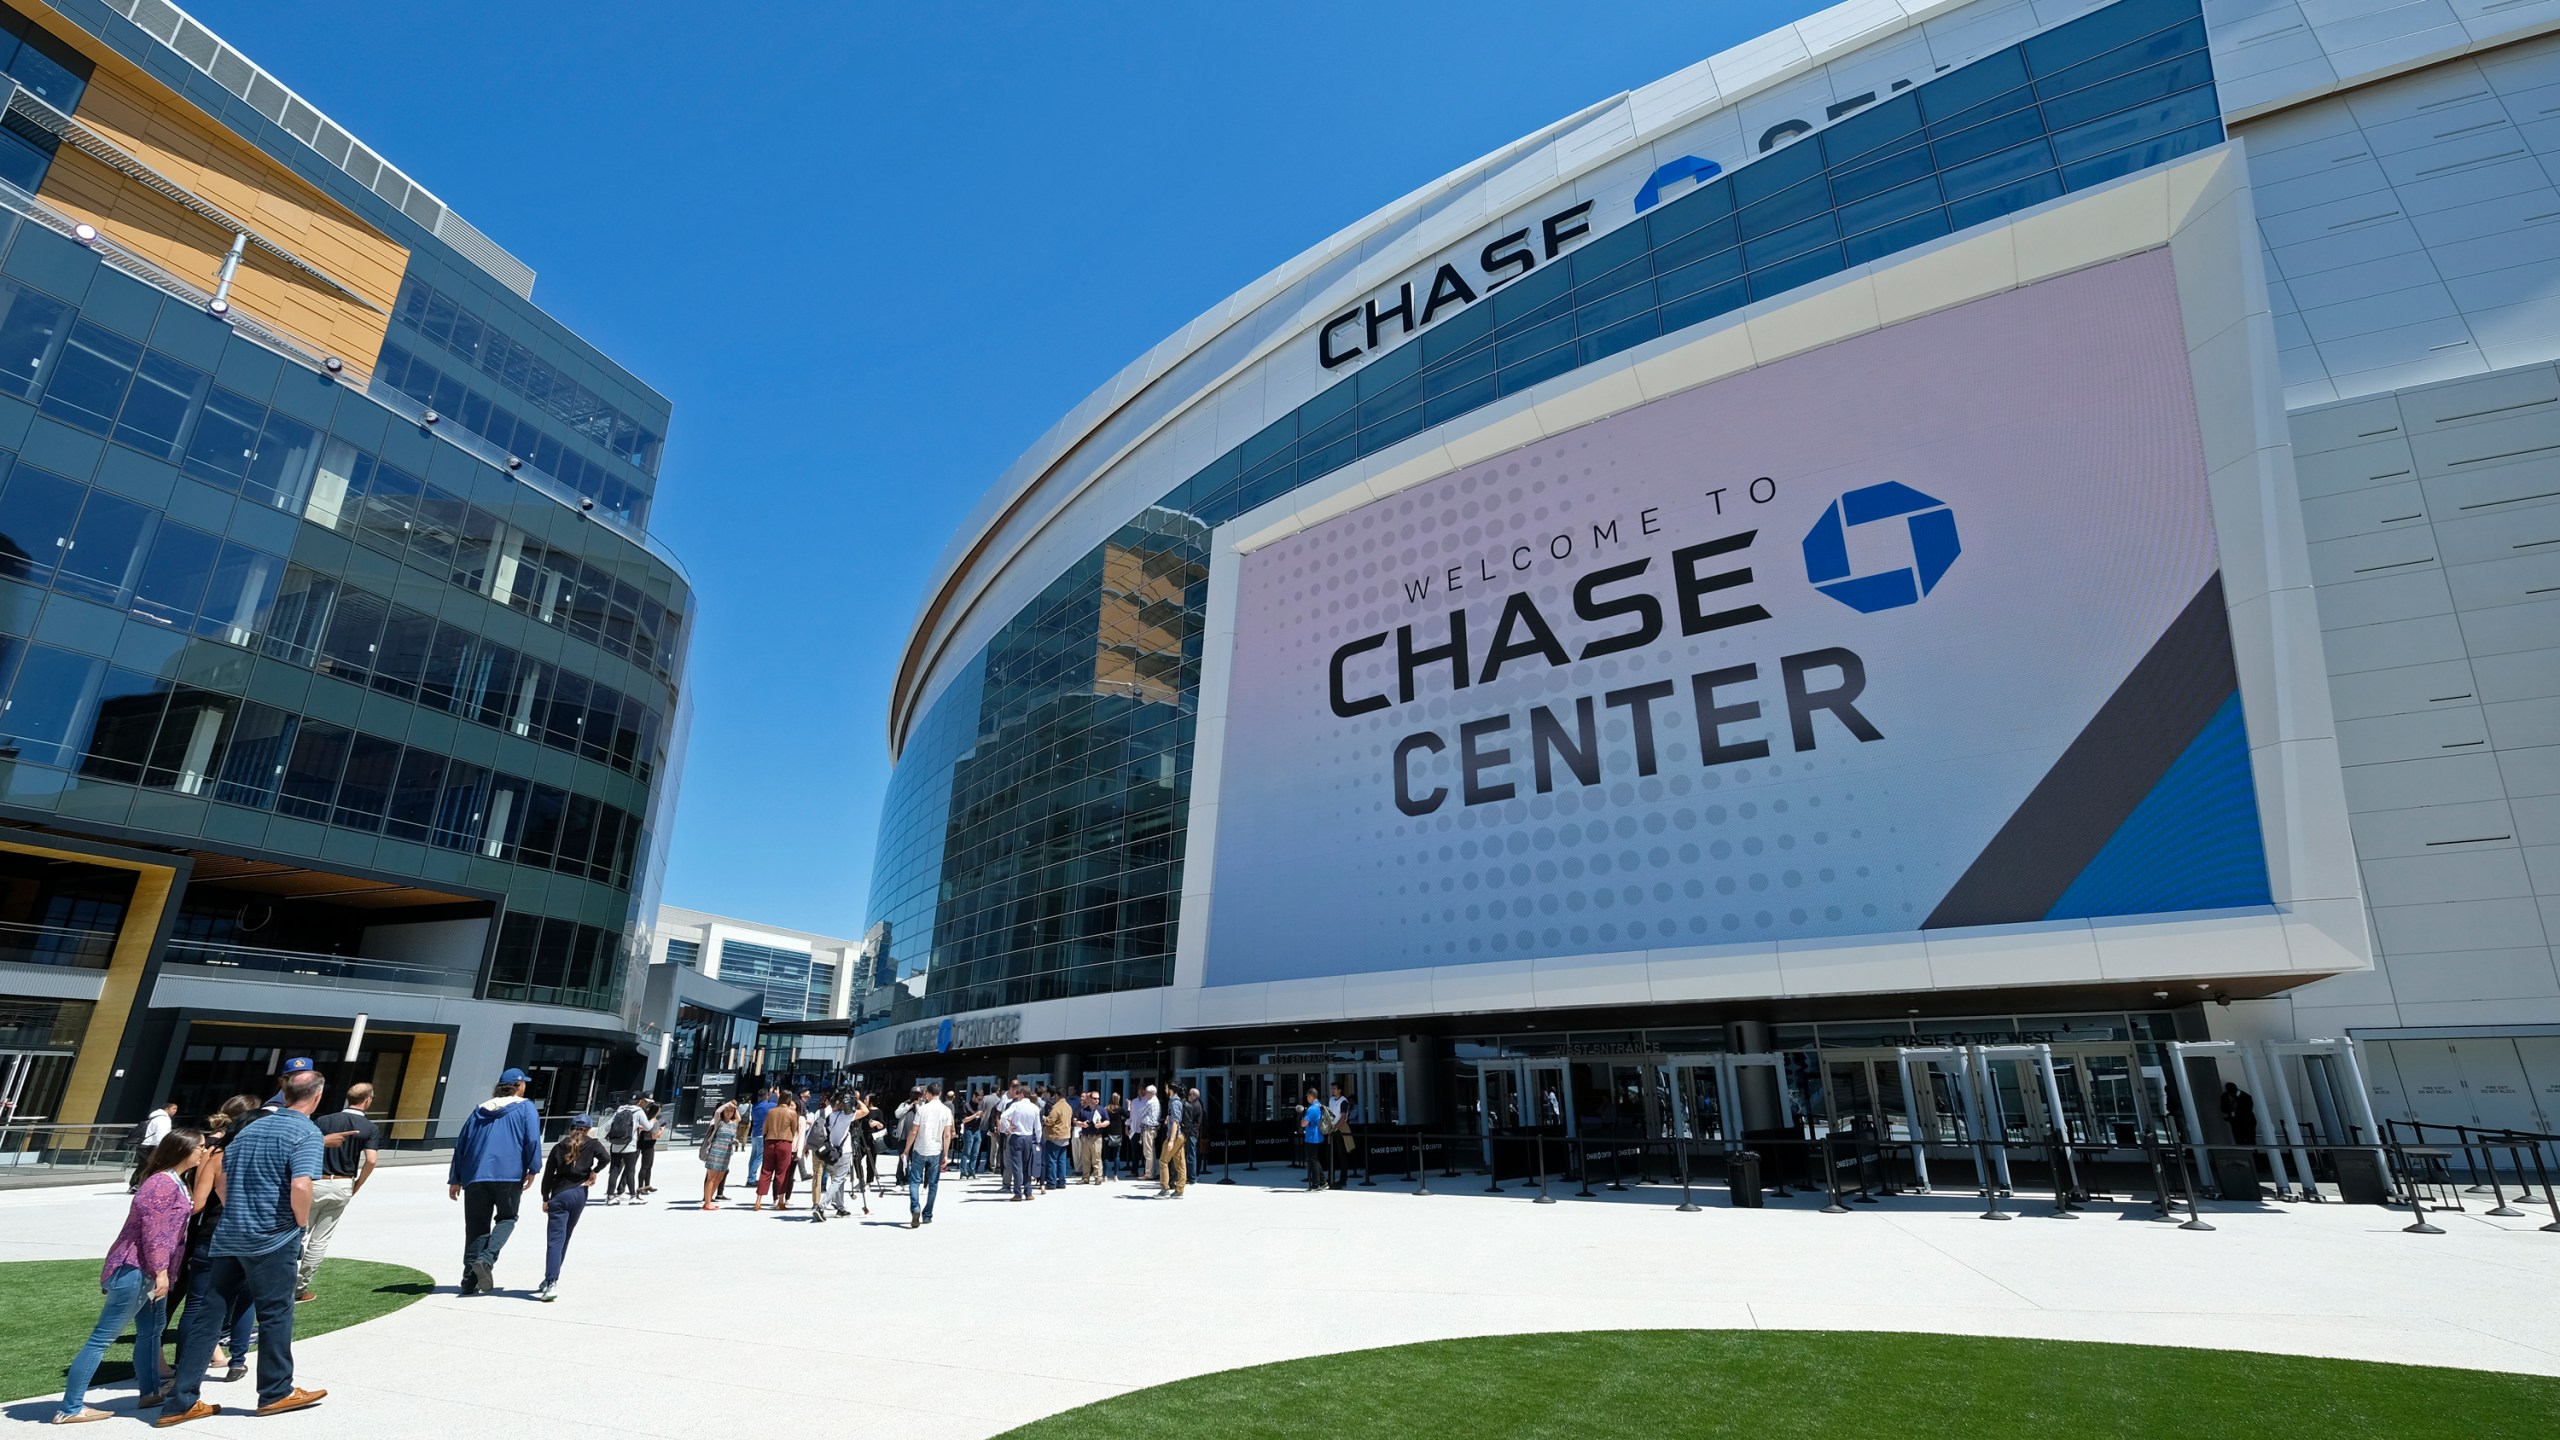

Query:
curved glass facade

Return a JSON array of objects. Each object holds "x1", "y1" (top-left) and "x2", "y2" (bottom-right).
[{"x1": 871, "y1": 0, "x2": 2220, "y2": 1022}]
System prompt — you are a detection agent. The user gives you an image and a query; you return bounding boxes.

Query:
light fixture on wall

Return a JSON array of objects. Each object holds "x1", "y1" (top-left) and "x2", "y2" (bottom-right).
[
  {"x1": 421, "y1": 409, "x2": 439, "y2": 425},
  {"x1": 323, "y1": 356, "x2": 344, "y2": 374},
  {"x1": 70, "y1": 222, "x2": 96, "y2": 245}
]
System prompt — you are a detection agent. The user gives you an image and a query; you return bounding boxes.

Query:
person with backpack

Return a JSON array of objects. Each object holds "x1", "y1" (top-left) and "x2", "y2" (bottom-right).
[
  {"x1": 636, "y1": 1099, "x2": 666, "y2": 1196},
  {"x1": 535, "y1": 1116, "x2": 607, "y2": 1303},
  {"x1": 602, "y1": 1096, "x2": 647, "y2": 1205},
  {"x1": 126, "y1": 1101, "x2": 176, "y2": 1192},
  {"x1": 809, "y1": 1092, "x2": 861, "y2": 1221}
]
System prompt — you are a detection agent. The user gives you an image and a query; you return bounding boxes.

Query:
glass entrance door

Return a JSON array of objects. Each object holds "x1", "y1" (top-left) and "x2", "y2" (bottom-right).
[
  {"x1": 1081, "y1": 1069, "x2": 1132, "y2": 1105},
  {"x1": 0, "y1": 1049, "x2": 73, "y2": 1125}
]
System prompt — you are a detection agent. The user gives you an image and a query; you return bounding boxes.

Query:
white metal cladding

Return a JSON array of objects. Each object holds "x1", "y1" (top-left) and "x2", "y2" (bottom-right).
[
  {"x1": 94, "y1": 0, "x2": 538, "y2": 298},
  {"x1": 892, "y1": 0, "x2": 2560, "y2": 752}
]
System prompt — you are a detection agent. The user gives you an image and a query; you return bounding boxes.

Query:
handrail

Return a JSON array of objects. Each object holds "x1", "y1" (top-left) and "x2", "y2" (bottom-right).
[
  {"x1": 0, "y1": 917, "x2": 119, "y2": 968},
  {"x1": 162, "y1": 939, "x2": 471, "y2": 993}
]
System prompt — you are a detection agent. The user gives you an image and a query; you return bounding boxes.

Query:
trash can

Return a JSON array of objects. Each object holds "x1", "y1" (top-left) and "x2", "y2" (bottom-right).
[
  {"x1": 2332, "y1": 1147, "x2": 2392, "y2": 1205},
  {"x1": 2211, "y1": 1148, "x2": 2266, "y2": 1201},
  {"x1": 1729, "y1": 1150, "x2": 1763, "y2": 1208}
]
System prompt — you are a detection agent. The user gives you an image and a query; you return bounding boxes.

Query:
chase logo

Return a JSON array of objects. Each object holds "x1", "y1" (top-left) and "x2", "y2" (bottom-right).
[
  {"x1": 1802, "y1": 481, "x2": 1960, "y2": 613},
  {"x1": 1635, "y1": 156, "x2": 1722, "y2": 214},
  {"x1": 935, "y1": 1018, "x2": 954, "y2": 1053}
]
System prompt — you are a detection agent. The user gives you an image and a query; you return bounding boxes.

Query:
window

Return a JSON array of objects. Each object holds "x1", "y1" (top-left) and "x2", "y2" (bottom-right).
[
  {"x1": 0, "y1": 279, "x2": 66, "y2": 398},
  {"x1": 38, "y1": 321, "x2": 140, "y2": 435},
  {"x1": 0, "y1": 644, "x2": 102, "y2": 770},
  {"x1": 54, "y1": 489, "x2": 150, "y2": 605},
  {"x1": 129, "y1": 520, "x2": 221, "y2": 628},
  {"x1": 275, "y1": 720, "x2": 351, "y2": 821},
  {"x1": 77, "y1": 666, "x2": 166, "y2": 783},
  {"x1": 0, "y1": 462, "x2": 77, "y2": 584}
]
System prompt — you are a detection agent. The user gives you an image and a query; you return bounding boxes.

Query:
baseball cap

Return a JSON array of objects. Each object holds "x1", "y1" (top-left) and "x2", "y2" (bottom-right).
[
  {"x1": 498, "y1": 1067, "x2": 530, "y2": 1085},
  {"x1": 568, "y1": 1113, "x2": 593, "y2": 1130},
  {"x1": 280, "y1": 1057, "x2": 315, "y2": 1075}
]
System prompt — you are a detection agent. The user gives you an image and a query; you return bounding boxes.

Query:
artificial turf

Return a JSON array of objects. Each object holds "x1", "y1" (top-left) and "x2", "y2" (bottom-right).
[
  {"x1": 999, "y1": 1329, "x2": 2560, "y2": 1439},
  {"x1": 0, "y1": 1257, "x2": 431, "y2": 1404}
]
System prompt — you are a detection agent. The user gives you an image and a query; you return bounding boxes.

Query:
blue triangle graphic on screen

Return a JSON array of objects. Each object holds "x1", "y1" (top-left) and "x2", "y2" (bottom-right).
[{"x1": 2044, "y1": 693, "x2": 2272, "y2": 920}]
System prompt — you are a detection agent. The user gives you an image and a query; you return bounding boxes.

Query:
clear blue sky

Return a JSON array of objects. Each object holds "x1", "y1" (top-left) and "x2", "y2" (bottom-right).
[{"x1": 195, "y1": 0, "x2": 1806, "y2": 937}]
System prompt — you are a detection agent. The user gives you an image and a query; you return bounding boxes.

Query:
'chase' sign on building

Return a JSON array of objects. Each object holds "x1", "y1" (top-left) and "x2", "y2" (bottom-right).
[{"x1": 893, "y1": 1012, "x2": 1024, "y2": 1056}]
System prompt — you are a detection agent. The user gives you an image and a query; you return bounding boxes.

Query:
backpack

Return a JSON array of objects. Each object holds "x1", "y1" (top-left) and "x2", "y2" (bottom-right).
[
  {"x1": 123, "y1": 1116, "x2": 152, "y2": 1150},
  {"x1": 607, "y1": 1106, "x2": 636, "y2": 1146}
]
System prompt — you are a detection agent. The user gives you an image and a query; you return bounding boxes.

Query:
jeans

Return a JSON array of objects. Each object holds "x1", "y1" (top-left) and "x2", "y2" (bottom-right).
[
  {"x1": 1005, "y1": 1134, "x2": 1039, "y2": 1197},
  {"x1": 958, "y1": 1127, "x2": 984, "y2": 1178},
  {"x1": 746, "y1": 1132, "x2": 765, "y2": 1182},
  {"x1": 297, "y1": 1177, "x2": 356, "y2": 1293},
  {"x1": 908, "y1": 1152, "x2": 943, "y2": 1219},
  {"x1": 1042, "y1": 1138, "x2": 1069, "y2": 1188},
  {"x1": 542, "y1": 1185, "x2": 586, "y2": 1287},
  {"x1": 1305, "y1": 1140, "x2": 1328, "y2": 1188},
  {"x1": 606, "y1": 1150, "x2": 639, "y2": 1199},
  {"x1": 172, "y1": 1258, "x2": 251, "y2": 1368},
  {"x1": 1189, "y1": 1131, "x2": 1202, "y2": 1177},
  {"x1": 461, "y1": 1180, "x2": 523, "y2": 1281},
  {"x1": 170, "y1": 1243, "x2": 297, "y2": 1411},
  {"x1": 637, "y1": 1135, "x2": 656, "y2": 1190},
  {"x1": 1160, "y1": 1125, "x2": 1188, "y2": 1193},
  {"x1": 820, "y1": 1151, "x2": 855, "y2": 1213},
  {"x1": 60, "y1": 1264, "x2": 161, "y2": 1417}
]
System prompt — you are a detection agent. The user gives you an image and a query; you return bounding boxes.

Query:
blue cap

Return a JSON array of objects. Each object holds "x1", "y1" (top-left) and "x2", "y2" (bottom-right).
[
  {"x1": 280, "y1": 1057, "x2": 315, "y2": 1075},
  {"x1": 498, "y1": 1067, "x2": 530, "y2": 1085},
  {"x1": 569, "y1": 1113, "x2": 593, "y2": 1129}
]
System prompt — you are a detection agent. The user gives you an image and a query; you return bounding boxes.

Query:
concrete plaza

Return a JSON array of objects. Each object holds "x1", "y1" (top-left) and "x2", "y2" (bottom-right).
[{"x1": 7, "y1": 1149, "x2": 2559, "y2": 1437}]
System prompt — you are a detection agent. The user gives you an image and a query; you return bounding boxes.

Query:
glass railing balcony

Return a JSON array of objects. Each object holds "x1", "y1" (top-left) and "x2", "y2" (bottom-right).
[
  {"x1": 161, "y1": 938, "x2": 473, "y2": 994},
  {"x1": 0, "y1": 919, "x2": 118, "y2": 969}
]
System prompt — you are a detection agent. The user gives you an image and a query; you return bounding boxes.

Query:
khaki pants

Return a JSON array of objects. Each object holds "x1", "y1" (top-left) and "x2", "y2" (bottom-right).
[
  {"x1": 298, "y1": 1177, "x2": 357, "y2": 1292},
  {"x1": 1138, "y1": 1128, "x2": 1158, "y2": 1179},
  {"x1": 1160, "y1": 1125, "x2": 1187, "y2": 1193},
  {"x1": 1073, "y1": 1132, "x2": 1102, "y2": 1182}
]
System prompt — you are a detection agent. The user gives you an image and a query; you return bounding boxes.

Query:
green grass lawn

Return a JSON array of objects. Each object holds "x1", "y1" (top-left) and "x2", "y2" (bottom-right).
[
  {"x1": 1, "y1": 1257, "x2": 430, "y2": 1403},
  {"x1": 1000, "y1": 1330, "x2": 2560, "y2": 1440}
]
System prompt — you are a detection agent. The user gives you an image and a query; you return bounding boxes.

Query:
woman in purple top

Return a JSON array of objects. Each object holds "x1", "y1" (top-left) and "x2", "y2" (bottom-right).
[{"x1": 55, "y1": 1128, "x2": 205, "y2": 1422}]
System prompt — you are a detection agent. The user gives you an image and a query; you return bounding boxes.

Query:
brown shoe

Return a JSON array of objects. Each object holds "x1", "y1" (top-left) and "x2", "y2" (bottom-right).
[
  {"x1": 254, "y1": 1388, "x2": 326, "y2": 1417},
  {"x1": 153, "y1": 1402, "x2": 219, "y2": 1428}
]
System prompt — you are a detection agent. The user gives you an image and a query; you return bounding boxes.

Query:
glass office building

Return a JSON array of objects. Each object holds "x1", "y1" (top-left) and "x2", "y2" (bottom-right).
[
  {"x1": 860, "y1": 0, "x2": 2560, "y2": 1149},
  {"x1": 0, "y1": 0, "x2": 690, "y2": 1138}
]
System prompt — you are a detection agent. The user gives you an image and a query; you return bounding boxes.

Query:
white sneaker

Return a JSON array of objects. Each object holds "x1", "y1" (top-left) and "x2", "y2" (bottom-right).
[{"x1": 535, "y1": 1284, "x2": 557, "y2": 1303}]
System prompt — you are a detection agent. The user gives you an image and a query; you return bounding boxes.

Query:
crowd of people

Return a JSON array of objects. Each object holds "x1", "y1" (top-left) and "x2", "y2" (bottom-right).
[{"x1": 53, "y1": 1064, "x2": 1372, "y2": 1423}]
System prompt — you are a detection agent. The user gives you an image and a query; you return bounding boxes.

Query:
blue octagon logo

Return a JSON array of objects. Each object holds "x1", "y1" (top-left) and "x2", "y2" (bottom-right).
[
  {"x1": 935, "y1": 1018, "x2": 954, "y2": 1053},
  {"x1": 1801, "y1": 481, "x2": 1961, "y2": 613}
]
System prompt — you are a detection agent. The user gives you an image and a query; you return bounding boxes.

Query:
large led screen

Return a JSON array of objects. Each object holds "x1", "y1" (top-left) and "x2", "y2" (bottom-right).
[{"x1": 1204, "y1": 249, "x2": 2272, "y2": 987}]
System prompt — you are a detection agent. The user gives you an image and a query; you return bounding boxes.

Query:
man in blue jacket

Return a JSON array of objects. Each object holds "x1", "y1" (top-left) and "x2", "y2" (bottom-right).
[{"x1": 447, "y1": 1067, "x2": 542, "y2": 1295}]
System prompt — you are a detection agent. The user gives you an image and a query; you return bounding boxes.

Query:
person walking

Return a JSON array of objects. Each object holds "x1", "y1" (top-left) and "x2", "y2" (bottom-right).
[
  {"x1": 295, "y1": 1083, "x2": 378, "y2": 1303},
  {"x1": 170, "y1": 1098, "x2": 256, "y2": 1387},
  {"x1": 602, "y1": 1095, "x2": 647, "y2": 1205},
  {"x1": 1106, "y1": 1091, "x2": 1129, "y2": 1178},
  {"x1": 158, "y1": 1069, "x2": 328, "y2": 1427},
  {"x1": 1129, "y1": 1085, "x2": 1161, "y2": 1182},
  {"x1": 1041, "y1": 1087, "x2": 1073, "y2": 1191},
  {"x1": 126, "y1": 1101, "x2": 177, "y2": 1192},
  {"x1": 55, "y1": 1128, "x2": 202, "y2": 1421},
  {"x1": 534, "y1": 1116, "x2": 607, "y2": 1302},
  {"x1": 811, "y1": 1093, "x2": 861, "y2": 1220},
  {"x1": 1328, "y1": 1082, "x2": 1361, "y2": 1189},
  {"x1": 754, "y1": 1093, "x2": 801, "y2": 1212},
  {"x1": 447, "y1": 1068, "x2": 542, "y2": 1296},
  {"x1": 853, "y1": 1092, "x2": 883, "y2": 1196},
  {"x1": 1158, "y1": 1087, "x2": 1188, "y2": 1198},
  {"x1": 636, "y1": 1100, "x2": 666, "y2": 1195},
  {"x1": 956, "y1": 1089, "x2": 985, "y2": 1179},
  {"x1": 698, "y1": 1100, "x2": 739, "y2": 1210},
  {"x1": 1185, "y1": 1086, "x2": 1209, "y2": 1179},
  {"x1": 1301, "y1": 1087, "x2": 1328, "y2": 1191},
  {"x1": 1072, "y1": 1090, "x2": 1106, "y2": 1184},
  {"x1": 999, "y1": 1084, "x2": 1041, "y2": 1201},
  {"x1": 745, "y1": 1087, "x2": 779, "y2": 1190},
  {"x1": 903, "y1": 1083, "x2": 955, "y2": 1227},
  {"x1": 977, "y1": 1086, "x2": 1007, "y2": 1184}
]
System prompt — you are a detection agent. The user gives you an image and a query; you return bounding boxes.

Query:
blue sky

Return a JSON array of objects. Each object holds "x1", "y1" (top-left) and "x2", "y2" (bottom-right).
[{"x1": 194, "y1": 0, "x2": 1806, "y2": 936}]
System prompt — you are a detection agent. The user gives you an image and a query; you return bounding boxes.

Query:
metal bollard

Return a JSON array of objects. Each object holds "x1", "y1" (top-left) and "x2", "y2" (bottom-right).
[
  {"x1": 1821, "y1": 1135, "x2": 1849, "y2": 1215},
  {"x1": 2141, "y1": 1143, "x2": 2177, "y2": 1222},
  {"x1": 1220, "y1": 1136, "x2": 1236, "y2": 1185},
  {"x1": 1534, "y1": 1133, "x2": 1555, "y2": 1204},
  {"x1": 2399, "y1": 1144, "x2": 2444, "y2": 1235},
  {"x1": 1575, "y1": 1137, "x2": 1597, "y2": 1199},
  {"x1": 2047, "y1": 1132, "x2": 2079, "y2": 1219},
  {"x1": 1415, "y1": 1135, "x2": 1431, "y2": 1196},
  {"x1": 2484, "y1": 1144, "x2": 2524, "y2": 1218},
  {"x1": 1608, "y1": 1135, "x2": 1628, "y2": 1193},
  {"x1": 1676, "y1": 1135, "x2": 1700, "y2": 1213}
]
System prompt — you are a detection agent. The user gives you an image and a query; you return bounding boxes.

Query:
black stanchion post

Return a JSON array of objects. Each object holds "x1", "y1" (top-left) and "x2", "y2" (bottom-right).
[
  {"x1": 2484, "y1": 1139, "x2": 2523, "y2": 1218},
  {"x1": 1243, "y1": 1125, "x2": 1257, "y2": 1173},
  {"x1": 1415, "y1": 1135, "x2": 1431, "y2": 1197},
  {"x1": 1484, "y1": 1138, "x2": 1503, "y2": 1193},
  {"x1": 2141, "y1": 1142, "x2": 2176, "y2": 1222},
  {"x1": 1534, "y1": 1132, "x2": 1555, "y2": 1204},
  {"x1": 2048, "y1": 1131, "x2": 2078, "y2": 1219},
  {"x1": 1975, "y1": 1137, "x2": 2011, "y2": 1221},
  {"x1": 1677, "y1": 1135, "x2": 1699, "y2": 1213},
  {"x1": 1361, "y1": 1132, "x2": 1377, "y2": 1188},
  {"x1": 2178, "y1": 1144, "x2": 2216, "y2": 1231},
  {"x1": 1821, "y1": 1135, "x2": 1849, "y2": 1215},
  {"x1": 1608, "y1": 1134, "x2": 1628, "y2": 1193},
  {"x1": 2396, "y1": 1141, "x2": 2443, "y2": 1235},
  {"x1": 2528, "y1": 1142, "x2": 2559, "y2": 1233},
  {"x1": 1574, "y1": 1136, "x2": 1597, "y2": 1198},
  {"x1": 1220, "y1": 1135, "x2": 1236, "y2": 1185}
]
